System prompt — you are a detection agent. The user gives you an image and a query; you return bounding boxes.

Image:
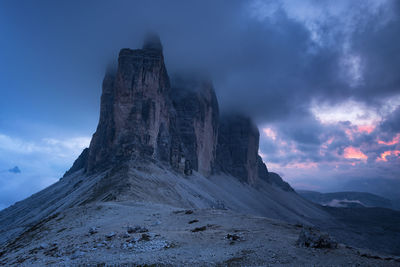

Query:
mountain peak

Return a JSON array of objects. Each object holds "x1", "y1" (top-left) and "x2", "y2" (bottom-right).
[{"x1": 8, "y1": 166, "x2": 21, "y2": 174}]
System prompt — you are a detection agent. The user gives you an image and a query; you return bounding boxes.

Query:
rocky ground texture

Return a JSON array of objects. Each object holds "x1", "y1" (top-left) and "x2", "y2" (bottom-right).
[{"x1": 1, "y1": 201, "x2": 399, "y2": 266}]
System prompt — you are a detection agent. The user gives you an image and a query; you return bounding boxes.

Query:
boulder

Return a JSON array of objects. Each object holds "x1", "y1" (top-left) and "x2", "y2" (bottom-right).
[{"x1": 296, "y1": 227, "x2": 338, "y2": 249}]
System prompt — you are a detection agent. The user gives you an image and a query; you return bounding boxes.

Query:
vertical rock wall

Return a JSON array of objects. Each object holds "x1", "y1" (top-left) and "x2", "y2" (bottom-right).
[
  {"x1": 171, "y1": 77, "x2": 219, "y2": 176},
  {"x1": 87, "y1": 36, "x2": 175, "y2": 172},
  {"x1": 216, "y1": 115, "x2": 260, "y2": 184}
]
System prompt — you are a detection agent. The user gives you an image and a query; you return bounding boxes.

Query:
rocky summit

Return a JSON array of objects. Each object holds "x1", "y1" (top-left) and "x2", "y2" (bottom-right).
[
  {"x1": 68, "y1": 34, "x2": 275, "y2": 186},
  {"x1": 1, "y1": 36, "x2": 400, "y2": 266},
  {"x1": 87, "y1": 36, "x2": 175, "y2": 172}
]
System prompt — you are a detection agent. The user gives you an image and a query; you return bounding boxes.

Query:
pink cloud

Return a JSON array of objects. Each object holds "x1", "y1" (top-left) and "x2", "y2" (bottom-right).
[
  {"x1": 262, "y1": 127, "x2": 277, "y2": 140},
  {"x1": 343, "y1": 146, "x2": 368, "y2": 160},
  {"x1": 345, "y1": 129, "x2": 354, "y2": 141},
  {"x1": 378, "y1": 133, "x2": 400, "y2": 146},
  {"x1": 376, "y1": 150, "x2": 400, "y2": 162},
  {"x1": 357, "y1": 125, "x2": 375, "y2": 134}
]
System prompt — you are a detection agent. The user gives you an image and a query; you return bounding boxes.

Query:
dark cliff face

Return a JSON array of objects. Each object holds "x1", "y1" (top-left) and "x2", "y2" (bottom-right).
[
  {"x1": 87, "y1": 37, "x2": 177, "y2": 172},
  {"x1": 171, "y1": 77, "x2": 219, "y2": 176},
  {"x1": 216, "y1": 115, "x2": 260, "y2": 184},
  {"x1": 257, "y1": 155, "x2": 269, "y2": 181}
]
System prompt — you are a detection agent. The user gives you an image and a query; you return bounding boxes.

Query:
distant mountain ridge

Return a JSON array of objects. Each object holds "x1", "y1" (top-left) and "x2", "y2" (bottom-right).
[{"x1": 297, "y1": 190, "x2": 395, "y2": 210}]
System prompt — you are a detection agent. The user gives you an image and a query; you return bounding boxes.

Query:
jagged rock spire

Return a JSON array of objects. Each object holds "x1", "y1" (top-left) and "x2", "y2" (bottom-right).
[{"x1": 86, "y1": 34, "x2": 172, "y2": 172}]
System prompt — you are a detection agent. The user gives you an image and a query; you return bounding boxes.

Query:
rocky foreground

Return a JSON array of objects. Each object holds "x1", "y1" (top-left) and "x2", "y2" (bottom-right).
[{"x1": 1, "y1": 201, "x2": 399, "y2": 266}]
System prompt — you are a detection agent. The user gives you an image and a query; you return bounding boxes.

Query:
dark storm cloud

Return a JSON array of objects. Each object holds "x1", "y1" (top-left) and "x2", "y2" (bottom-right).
[
  {"x1": 350, "y1": 1, "x2": 400, "y2": 102},
  {"x1": 380, "y1": 106, "x2": 400, "y2": 134},
  {"x1": 2, "y1": 0, "x2": 397, "y2": 129}
]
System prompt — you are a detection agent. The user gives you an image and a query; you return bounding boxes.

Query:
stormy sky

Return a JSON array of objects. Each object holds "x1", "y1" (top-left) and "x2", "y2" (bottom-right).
[{"x1": 1, "y1": 0, "x2": 400, "y2": 209}]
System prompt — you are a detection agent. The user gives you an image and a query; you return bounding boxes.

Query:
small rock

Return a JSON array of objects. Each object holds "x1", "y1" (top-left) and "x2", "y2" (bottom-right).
[
  {"x1": 122, "y1": 232, "x2": 130, "y2": 238},
  {"x1": 137, "y1": 226, "x2": 149, "y2": 233},
  {"x1": 139, "y1": 233, "x2": 151, "y2": 241},
  {"x1": 188, "y1": 219, "x2": 199, "y2": 224},
  {"x1": 164, "y1": 242, "x2": 177, "y2": 249},
  {"x1": 173, "y1": 209, "x2": 194, "y2": 214},
  {"x1": 226, "y1": 234, "x2": 240, "y2": 241},
  {"x1": 126, "y1": 237, "x2": 136, "y2": 243},
  {"x1": 127, "y1": 225, "x2": 149, "y2": 234},
  {"x1": 39, "y1": 243, "x2": 49, "y2": 249},
  {"x1": 105, "y1": 232, "x2": 116, "y2": 239},
  {"x1": 89, "y1": 227, "x2": 98, "y2": 235},
  {"x1": 151, "y1": 220, "x2": 162, "y2": 226},
  {"x1": 191, "y1": 226, "x2": 207, "y2": 232}
]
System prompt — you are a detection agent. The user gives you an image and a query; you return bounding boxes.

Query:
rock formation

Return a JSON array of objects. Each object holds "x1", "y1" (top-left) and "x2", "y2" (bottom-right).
[
  {"x1": 86, "y1": 35, "x2": 179, "y2": 172},
  {"x1": 63, "y1": 34, "x2": 292, "y2": 191},
  {"x1": 76, "y1": 36, "x2": 223, "y2": 178},
  {"x1": 170, "y1": 76, "x2": 219, "y2": 176},
  {"x1": 215, "y1": 115, "x2": 260, "y2": 184}
]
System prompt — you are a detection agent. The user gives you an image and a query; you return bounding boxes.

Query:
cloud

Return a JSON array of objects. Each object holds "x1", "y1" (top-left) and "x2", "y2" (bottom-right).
[
  {"x1": 380, "y1": 106, "x2": 400, "y2": 134},
  {"x1": 260, "y1": 102, "x2": 400, "y2": 195},
  {"x1": 0, "y1": 133, "x2": 90, "y2": 210},
  {"x1": 0, "y1": 134, "x2": 90, "y2": 158},
  {"x1": 343, "y1": 146, "x2": 367, "y2": 161}
]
